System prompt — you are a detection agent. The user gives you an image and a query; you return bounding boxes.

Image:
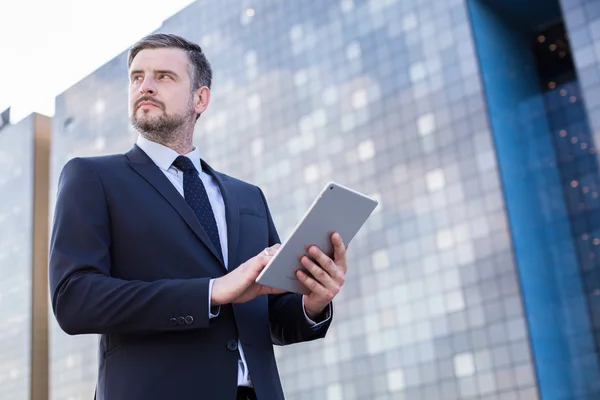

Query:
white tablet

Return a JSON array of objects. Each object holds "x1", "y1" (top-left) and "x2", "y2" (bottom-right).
[{"x1": 256, "y1": 181, "x2": 378, "y2": 294}]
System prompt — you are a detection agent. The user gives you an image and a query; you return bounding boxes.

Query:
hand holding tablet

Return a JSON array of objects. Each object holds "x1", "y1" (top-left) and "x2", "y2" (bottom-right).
[{"x1": 256, "y1": 181, "x2": 378, "y2": 295}]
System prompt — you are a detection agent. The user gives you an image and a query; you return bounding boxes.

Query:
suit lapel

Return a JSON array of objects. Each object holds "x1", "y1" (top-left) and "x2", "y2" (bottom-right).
[
  {"x1": 201, "y1": 160, "x2": 240, "y2": 271},
  {"x1": 126, "y1": 145, "x2": 226, "y2": 270}
]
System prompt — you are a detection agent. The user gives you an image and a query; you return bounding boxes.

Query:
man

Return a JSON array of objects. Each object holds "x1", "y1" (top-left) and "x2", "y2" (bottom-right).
[{"x1": 49, "y1": 33, "x2": 348, "y2": 400}]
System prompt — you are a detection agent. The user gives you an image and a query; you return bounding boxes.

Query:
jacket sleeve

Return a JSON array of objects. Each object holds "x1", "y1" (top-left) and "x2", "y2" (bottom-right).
[
  {"x1": 49, "y1": 157, "x2": 212, "y2": 335},
  {"x1": 257, "y1": 188, "x2": 333, "y2": 345}
]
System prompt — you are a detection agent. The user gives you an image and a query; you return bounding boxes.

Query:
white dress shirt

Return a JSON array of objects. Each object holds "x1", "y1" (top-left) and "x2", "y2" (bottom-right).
[{"x1": 136, "y1": 136, "x2": 330, "y2": 387}]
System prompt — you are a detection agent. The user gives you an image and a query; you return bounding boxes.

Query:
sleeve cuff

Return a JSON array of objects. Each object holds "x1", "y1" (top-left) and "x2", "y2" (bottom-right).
[
  {"x1": 302, "y1": 295, "x2": 332, "y2": 330},
  {"x1": 208, "y1": 279, "x2": 220, "y2": 319}
]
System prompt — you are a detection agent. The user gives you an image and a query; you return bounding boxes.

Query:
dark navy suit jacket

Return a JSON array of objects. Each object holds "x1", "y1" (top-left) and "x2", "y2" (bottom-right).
[{"x1": 48, "y1": 144, "x2": 331, "y2": 400}]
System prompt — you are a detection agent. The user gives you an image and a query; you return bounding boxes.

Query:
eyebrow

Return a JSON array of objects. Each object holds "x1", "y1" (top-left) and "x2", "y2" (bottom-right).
[{"x1": 129, "y1": 69, "x2": 181, "y2": 79}]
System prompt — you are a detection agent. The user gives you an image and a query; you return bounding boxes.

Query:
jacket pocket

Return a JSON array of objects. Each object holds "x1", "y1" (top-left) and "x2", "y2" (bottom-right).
[
  {"x1": 104, "y1": 343, "x2": 124, "y2": 358},
  {"x1": 239, "y1": 207, "x2": 265, "y2": 218}
]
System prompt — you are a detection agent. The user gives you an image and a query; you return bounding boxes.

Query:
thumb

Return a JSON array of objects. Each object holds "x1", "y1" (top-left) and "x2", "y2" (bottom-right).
[{"x1": 248, "y1": 252, "x2": 271, "y2": 274}]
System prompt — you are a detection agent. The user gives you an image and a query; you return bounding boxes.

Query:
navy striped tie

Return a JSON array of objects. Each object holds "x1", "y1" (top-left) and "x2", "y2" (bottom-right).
[{"x1": 172, "y1": 156, "x2": 223, "y2": 262}]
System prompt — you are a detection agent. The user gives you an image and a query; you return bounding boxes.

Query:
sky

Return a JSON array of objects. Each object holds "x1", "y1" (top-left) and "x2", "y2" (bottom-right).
[{"x1": 0, "y1": 0, "x2": 196, "y2": 123}]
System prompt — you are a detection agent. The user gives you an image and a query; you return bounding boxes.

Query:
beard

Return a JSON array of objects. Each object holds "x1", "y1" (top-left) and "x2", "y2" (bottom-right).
[{"x1": 130, "y1": 96, "x2": 195, "y2": 144}]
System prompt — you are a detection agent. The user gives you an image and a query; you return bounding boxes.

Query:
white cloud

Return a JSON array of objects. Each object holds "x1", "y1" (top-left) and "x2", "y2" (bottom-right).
[{"x1": 0, "y1": 0, "x2": 195, "y2": 122}]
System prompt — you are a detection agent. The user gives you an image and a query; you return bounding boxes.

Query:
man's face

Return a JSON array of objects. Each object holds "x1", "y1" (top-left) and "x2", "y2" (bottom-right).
[{"x1": 128, "y1": 48, "x2": 196, "y2": 140}]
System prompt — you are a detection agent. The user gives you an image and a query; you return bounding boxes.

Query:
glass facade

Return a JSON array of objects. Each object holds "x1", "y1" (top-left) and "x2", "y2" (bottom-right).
[
  {"x1": 0, "y1": 115, "x2": 35, "y2": 399},
  {"x1": 468, "y1": 0, "x2": 600, "y2": 397},
  {"x1": 45, "y1": 0, "x2": 600, "y2": 399},
  {"x1": 560, "y1": 0, "x2": 600, "y2": 356}
]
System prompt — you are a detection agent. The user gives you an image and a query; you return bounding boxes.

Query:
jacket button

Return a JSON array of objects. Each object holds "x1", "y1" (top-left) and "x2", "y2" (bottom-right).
[
  {"x1": 169, "y1": 318, "x2": 178, "y2": 326},
  {"x1": 185, "y1": 315, "x2": 194, "y2": 325},
  {"x1": 177, "y1": 316, "x2": 185, "y2": 325},
  {"x1": 227, "y1": 340, "x2": 238, "y2": 351}
]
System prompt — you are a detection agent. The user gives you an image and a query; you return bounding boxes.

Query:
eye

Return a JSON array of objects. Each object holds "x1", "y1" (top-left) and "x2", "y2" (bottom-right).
[
  {"x1": 158, "y1": 74, "x2": 171, "y2": 80},
  {"x1": 131, "y1": 75, "x2": 143, "y2": 82}
]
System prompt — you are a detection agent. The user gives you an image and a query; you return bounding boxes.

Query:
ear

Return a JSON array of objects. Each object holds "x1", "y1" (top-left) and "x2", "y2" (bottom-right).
[{"x1": 194, "y1": 86, "x2": 210, "y2": 116}]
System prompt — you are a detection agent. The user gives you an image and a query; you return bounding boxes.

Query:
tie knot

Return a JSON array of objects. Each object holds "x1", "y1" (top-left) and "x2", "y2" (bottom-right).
[{"x1": 172, "y1": 156, "x2": 196, "y2": 173}]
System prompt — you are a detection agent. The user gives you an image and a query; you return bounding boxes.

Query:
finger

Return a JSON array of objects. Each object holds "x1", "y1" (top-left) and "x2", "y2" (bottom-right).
[
  {"x1": 301, "y1": 255, "x2": 338, "y2": 289},
  {"x1": 259, "y1": 252, "x2": 273, "y2": 264},
  {"x1": 296, "y1": 270, "x2": 335, "y2": 302},
  {"x1": 258, "y1": 285, "x2": 287, "y2": 295},
  {"x1": 245, "y1": 253, "x2": 272, "y2": 277},
  {"x1": 307, "y1": 245, "x2": 345, "y2": 282},
  {"x1": 332, "y1": 232, "x2": 348, "y2": 274},
  {"x1": 262, "y1": 243, "x2": 282, "y2": 257}
]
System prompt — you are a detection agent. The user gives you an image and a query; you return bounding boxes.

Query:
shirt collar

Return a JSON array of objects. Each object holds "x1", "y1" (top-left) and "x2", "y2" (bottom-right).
[{"x1": 136, "y1": 135, "x2": 202, "y2": 172}]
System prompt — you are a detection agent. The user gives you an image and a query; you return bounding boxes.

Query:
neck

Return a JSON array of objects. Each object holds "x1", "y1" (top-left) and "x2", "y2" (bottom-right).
[
  {"x1": 167, "y1": 139, "x2": 194, "y2": 155},
  {"x1": 140, "y1": 124, "x2": 195, "y2": 155}
]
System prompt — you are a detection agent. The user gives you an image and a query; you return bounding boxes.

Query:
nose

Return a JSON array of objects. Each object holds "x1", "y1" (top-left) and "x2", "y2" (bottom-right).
[{"x1": 139, "y1": 76, "x2": 157, "y2": 95}]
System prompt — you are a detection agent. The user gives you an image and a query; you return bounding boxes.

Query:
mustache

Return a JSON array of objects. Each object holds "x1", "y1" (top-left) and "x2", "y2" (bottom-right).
[{"x1": 135, "y1": 96, "x2": 165, "y2": 110}]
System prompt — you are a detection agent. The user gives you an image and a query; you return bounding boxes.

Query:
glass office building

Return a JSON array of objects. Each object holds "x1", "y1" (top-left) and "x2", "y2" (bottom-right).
[
  {"x1": 0, "y1": 113, "x2": 50, "y2": 400},
  {"x1": 47, "y1": 0, "x2": 600, "y2": 399}
]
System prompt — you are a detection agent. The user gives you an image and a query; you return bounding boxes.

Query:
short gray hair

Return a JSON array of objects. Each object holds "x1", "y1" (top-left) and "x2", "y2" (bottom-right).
[{"x1": 128, "y1": 33, "x2": 212, "y2": 90}]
